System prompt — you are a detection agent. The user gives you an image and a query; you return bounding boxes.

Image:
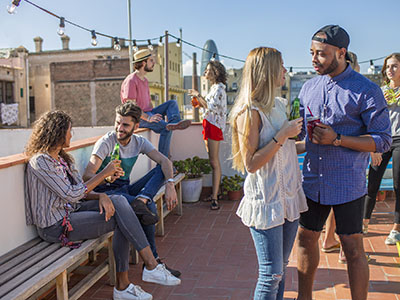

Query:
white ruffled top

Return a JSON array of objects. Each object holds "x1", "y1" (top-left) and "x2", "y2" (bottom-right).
[{"x1": 236, "y1": 97, "x2": 308, "y2": 230}]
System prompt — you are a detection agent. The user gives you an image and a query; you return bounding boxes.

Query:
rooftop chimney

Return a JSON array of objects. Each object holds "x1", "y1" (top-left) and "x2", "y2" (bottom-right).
[
  {"x1": 33, "y1": 36, "x2": 43, "y2": 52},
  {"x1": 61, "y1": 35, "x2": 70, "y2": 50}
]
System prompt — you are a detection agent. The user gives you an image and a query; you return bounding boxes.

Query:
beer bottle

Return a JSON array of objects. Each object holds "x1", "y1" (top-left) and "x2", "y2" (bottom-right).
[
  {"x1": 289, "y1": 97, "x2": 300, "y2": 121},
  {"x1": 106, "y1": 143, "x2": 121, "y2": 183}
]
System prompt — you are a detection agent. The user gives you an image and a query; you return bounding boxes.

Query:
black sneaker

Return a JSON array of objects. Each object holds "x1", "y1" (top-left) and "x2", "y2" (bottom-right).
[
  {"x1": 131, "y1": 199, "x2": 159, "y2": 226},
  {"x1": 157, "y1": 258, "x2": 181, "y2": 278}
]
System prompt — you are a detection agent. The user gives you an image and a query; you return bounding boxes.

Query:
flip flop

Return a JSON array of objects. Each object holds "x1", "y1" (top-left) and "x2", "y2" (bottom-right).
[
  {"x1": 321, "y1": 243, "x2": 340, "y2": 253},
  {"x1": 210, "y1": 199, "x2": 220, "y2": 210}
]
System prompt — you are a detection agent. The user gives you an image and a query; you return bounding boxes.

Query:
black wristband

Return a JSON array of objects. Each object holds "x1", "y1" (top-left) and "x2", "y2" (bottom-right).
[{"x1": 272, "y1": 137, "x2": 282, "y2": 147}]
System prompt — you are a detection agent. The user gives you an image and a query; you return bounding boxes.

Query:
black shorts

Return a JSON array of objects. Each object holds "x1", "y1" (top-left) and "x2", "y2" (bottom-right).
[{"x1": 299, "y1": 196, "x2": 365, "y2": 235}]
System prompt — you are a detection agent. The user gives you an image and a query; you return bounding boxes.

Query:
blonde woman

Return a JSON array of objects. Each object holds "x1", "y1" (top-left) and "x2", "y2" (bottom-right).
[
  {"x1": 230, "y1": 47, "x2": 307, "y2": 299},
  {"x1": 189, "y1": 60, "x2": 227, "y2": 209}
]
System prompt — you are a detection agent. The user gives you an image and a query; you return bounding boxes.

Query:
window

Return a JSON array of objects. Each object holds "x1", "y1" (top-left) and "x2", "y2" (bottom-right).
[
  {"x1": 232, "y1": 82, "x2": 238, "y2": 91},
  {"x1": 0, "y1": 81, "x2": 14, "y2": 104},
  {"x1": 170, "y1": 94, "x2": 177, "y2": 100}
]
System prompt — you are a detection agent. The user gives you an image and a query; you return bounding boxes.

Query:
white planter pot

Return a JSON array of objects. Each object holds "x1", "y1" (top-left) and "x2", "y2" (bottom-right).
[{"x1": 181, "y1": 177, "x2": 203, "y2": 203}]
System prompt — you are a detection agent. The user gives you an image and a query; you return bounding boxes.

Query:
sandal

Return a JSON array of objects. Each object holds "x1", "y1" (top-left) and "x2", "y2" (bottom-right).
[
  {"x1": 210, "y1": 199, "x2": 220, "y2": 210},
  {"x1": 203, "y1": 194, "x2": 223, "y2": 202}
]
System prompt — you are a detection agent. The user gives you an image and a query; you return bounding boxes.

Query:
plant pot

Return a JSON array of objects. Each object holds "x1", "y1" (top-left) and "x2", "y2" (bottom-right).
[
  {"x1": 181, "y1": 177, "x2": 203, "y2": 203},
  {"x1": 227, "y1": 189, "x2": 243, "y2": 201},
  {"x1": 376, "y1": 190, "x2": 386, "y2": 202}
]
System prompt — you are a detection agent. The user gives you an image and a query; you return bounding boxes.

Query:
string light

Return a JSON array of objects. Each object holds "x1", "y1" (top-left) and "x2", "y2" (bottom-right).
[
  {"x1": 113, "y1": 37, "x2": 121, "y2": 51},
  {"x1": 91, "y1": 30, "x2": 98, "y2": 47},
  {"x1": 147, "y1": 39, "x2": 153, "y2": 51},
  {"x1": 210, "y1": 53, "x2": 216, "y2": 61},
  {"x1": 289, "y1": 67, "x2": 294, "y2": 77},
  {"x1": 57, "y1": 17, "x2": 65, "y2": 36},
  {"x1": 6, "y1": 0, "x2": 388, "y2": 69},
  {"x1": 133, "y1": 40, "x2": 138, "y2": 52},
  {"x1": 7, "y1": 0, "x2": 20, "y2": 14}
]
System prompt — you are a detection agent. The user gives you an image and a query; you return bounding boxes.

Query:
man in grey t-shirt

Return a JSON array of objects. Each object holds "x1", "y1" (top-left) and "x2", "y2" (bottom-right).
[{"x1": 84, "y1": 101, "x2": 181, "y2": 278}]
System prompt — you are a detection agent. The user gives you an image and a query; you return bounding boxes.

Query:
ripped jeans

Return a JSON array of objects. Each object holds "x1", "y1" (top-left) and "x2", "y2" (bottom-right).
[{"x1": 250, "y1": 219, "x2": 299, "y2": 300}]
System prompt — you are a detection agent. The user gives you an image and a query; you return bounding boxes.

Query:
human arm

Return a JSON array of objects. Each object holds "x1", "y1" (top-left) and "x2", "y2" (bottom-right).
[
  {"x1": 237, "y1": 109, "x2": 303, "y2": 173},
  {"x1": 146, "y1": 149, "x2": 177, "y2": 210},
  {"x1": 85, "y1": 192, "x2": 115, "y2": 221},
  {"x1": 296, "y1": 140, "x2": 306, "y2": 154}
]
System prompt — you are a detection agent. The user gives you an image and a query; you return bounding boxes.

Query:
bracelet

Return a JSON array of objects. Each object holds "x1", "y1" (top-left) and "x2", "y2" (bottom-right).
[{"x1": 272, "y1": 137, "x2": 283, "y2": 147}]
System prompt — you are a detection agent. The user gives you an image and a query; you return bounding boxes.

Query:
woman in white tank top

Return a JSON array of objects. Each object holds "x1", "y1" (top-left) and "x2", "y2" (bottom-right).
[{"x1": 229, "y1": 47, "x2": 307, "y2": 300}]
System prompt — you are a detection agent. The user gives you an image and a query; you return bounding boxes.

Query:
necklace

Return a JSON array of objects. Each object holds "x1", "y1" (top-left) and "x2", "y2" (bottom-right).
[{"x1": 383, "y1": 84, "x2": 400, "y2": 106}]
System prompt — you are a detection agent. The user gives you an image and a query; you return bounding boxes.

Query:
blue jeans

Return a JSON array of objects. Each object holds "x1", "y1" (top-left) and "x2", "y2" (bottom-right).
[
  {"x1": 139, "y1": 100, "x2": 181, "y2": 157},
  {"x1": 94, "y1": 165, "x2": 164, "y2": 258},
  {"x1": 38, "y1": 196, "x2": 149, "y2": 272},
  {"x1": 250, "y1": 219, "x2": 299, "y2": 300}
]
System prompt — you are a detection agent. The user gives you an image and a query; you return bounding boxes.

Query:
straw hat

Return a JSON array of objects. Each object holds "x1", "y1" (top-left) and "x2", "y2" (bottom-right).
[{"x1": 133, "y1": 49, "x2": 152, "y2": 63}]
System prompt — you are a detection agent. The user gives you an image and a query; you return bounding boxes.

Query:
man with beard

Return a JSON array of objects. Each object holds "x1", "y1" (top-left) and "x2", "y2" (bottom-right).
[
  {"x1": 120, "y1": 49, "x2": 191, "y2": 157},
  {"x1": 83, "y1": 101, "x2": 181, "y2": 278},
  {"x1": 295, "y1": 25, "x2": 391, "y2": 300}
]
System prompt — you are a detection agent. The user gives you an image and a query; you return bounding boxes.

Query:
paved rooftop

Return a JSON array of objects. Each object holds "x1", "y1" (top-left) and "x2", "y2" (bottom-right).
[{"x1": 49, "y1": 195, "x2": 400, "y2": 300}]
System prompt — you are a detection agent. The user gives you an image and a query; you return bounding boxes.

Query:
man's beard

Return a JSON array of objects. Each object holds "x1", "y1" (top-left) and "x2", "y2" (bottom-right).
[
  {"x1": 144, "y1": 65, "x2": 154, "y2": 72},
  {"x1": 116, "y1": 127, "x2": 134, "y2": 142},
  {"x1": 316, "y1": 56, "x2": 339, "y2": 75}
]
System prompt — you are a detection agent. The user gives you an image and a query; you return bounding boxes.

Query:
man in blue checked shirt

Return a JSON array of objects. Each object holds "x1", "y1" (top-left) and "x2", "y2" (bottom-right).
[{"x1": 296, "y1": 25, "x2": 391, "y2": 300}]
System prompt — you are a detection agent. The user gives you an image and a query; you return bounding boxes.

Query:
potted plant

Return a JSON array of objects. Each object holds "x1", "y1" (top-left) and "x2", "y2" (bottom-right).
[
  {"x1": 173, "y1": 156, "x2": 211, "y2": 203},
  {"x1": 221, "y1": 174, "x2": 245, "y2": 201}
]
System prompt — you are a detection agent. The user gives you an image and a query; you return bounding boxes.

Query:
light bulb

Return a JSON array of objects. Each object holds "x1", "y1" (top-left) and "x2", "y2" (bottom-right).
[
  {"x1": 91, "y1": 30, "x2": 98, "y2": 46},
  {"x1": 147, "y1": 39, "x2": 153, "y2": 51},
  {"x1": 57, "y1": 17, "x2": 65, "y2": 36},
  {"x1": 158, "y1": 37, "x2": 163, "y2": 47},
  {"x1": 176, "y1": 38, "x2": 181, "y2": 48},
  {"x1": 7, "y1": 0, "x2": 19, "y2": 14},
  {"x1": 113, "y1": 38, "x2": 121, "y2": 51},
  {"x1": 133, "y1": 40, "x2": 138, "y2": 52}
]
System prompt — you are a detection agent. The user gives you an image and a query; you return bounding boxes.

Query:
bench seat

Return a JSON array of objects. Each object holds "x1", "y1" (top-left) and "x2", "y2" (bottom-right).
[{"x1": 0, "y1": 232, "x2": 115, "y2": 300}]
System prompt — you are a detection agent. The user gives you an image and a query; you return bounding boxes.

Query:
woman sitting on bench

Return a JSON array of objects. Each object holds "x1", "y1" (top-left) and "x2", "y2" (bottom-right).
[{"x1": 24, "y1": 110, "x2": 180, "y2": 300}]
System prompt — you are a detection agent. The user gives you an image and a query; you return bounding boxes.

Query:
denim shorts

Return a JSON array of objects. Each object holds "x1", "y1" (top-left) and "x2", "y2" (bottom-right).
[{"x1": 299, "y1": 196, "x2": 365, "y2": 235}]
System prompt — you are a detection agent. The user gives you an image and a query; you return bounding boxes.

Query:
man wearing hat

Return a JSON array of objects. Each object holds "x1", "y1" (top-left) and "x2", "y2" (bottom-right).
[
  {"x1": 295, "y1": 25, "x2": 391, "y2": 300},
  {"x1": 120, "y1": 49, "x2": 191, "y2": 157}
]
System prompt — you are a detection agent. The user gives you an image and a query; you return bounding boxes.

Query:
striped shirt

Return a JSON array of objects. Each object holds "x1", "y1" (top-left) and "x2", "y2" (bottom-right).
[
  {"x1": 299, "y1": 65, "x2": 392, "y2": 205},
  {"x1": 25, "y1": 153, "x2": 86, "y2": 228}
]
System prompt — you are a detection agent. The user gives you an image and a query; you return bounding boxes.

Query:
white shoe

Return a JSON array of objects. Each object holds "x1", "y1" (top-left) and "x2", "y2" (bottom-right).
[
  {"x1": 142, "y1": 263, "x2": 181, "y2": 286},
  {"x1": 385, "y1": 230, "x2": 400, "y2": 245},
  {"x1": 113, "y1": 283, "x2": 152, "y2": 300}
]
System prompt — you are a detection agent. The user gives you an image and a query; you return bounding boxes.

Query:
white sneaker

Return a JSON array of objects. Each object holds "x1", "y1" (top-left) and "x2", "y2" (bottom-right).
[
  {"x1": 385, "y1": 230, "x2": 400, "y2": 245},
  {"x1": 113, "y1": 283, "x2": 152, "y2": 300},
  {"x1": 142, "y1": 263, "x2": 181, "y2": 286}
]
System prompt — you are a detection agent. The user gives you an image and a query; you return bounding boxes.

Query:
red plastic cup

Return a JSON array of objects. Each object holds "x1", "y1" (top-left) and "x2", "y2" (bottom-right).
[{"x1": 306, "y1": 116, "x2": 321, "y2": 141}]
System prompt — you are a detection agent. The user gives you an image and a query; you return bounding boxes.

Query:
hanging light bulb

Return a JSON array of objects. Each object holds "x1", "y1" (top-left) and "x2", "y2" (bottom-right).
[
  {"x1": 57, "y1": 17, "x2": 65, "y2": 36},
  {"x1": 147, "y1": 39, "x2": 153, "y2": 51},
  {"x1": 211, "y1": 53, "x2": 216, "y2": 61},
  {"x1": 113, "y1": 37, "x2": 121, "y2": 51},
  {"x1": 158, "y1": 36, "x2": 163, "y2": 47},
  {"x1": 176, "y1": 38, "x2": 181, "y2": 48},
  {"x1": 289, "y1": 67, "x2": 294, "y2": 77},
  {"x1": 7, "y1": 0, "x2": 20, "y2": 14},
  {"x1": 133, "y1": 40, "x2": 138, "y2": 52},
  {"x1": 368, "y1": 59, "x2": 376, "y2": 74},
  {"x1": 91, "y1": 30, "x2": 98, "y2": 46}
]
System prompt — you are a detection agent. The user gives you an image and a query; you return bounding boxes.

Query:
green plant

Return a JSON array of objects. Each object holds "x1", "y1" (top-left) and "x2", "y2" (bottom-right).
[
  {"x1": 221, "y1": 174, "x2": 245, "y2": 194},
  {"x1": 173, "y1": 156, "x2": 211, "y2": 179}
]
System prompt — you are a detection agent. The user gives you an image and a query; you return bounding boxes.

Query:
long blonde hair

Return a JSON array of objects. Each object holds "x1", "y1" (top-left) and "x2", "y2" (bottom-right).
[{"x1": 229, "y1": 47, "x2": 283, "y2": 173}]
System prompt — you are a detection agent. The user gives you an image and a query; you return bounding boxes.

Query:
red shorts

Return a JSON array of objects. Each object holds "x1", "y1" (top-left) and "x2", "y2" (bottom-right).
[{"x1": 202, "y1": 119, "x2": 223, "y2": 141}]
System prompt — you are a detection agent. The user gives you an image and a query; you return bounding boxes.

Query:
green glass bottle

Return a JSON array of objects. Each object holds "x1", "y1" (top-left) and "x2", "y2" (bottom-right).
[
  {"x1": 289, "y1": 97, "x2": 300, "y2": 121},
  {"x1": 110, "y1": 143, "x2": 120, "y2": 161}
]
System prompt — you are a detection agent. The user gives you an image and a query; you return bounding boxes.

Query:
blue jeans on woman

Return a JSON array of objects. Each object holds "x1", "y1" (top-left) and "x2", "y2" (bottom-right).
[
  {"x1": 38, "y1": 195, "x2": 149, "y2": 272},
  {"x1": 250, "y1": 219, "x2": 299, "y2": 300},
  {"x1": 94, "y1": 165, "x2": 164, "y2": 259},
  {"x1": 139, "y1": 100, "x2": 181, "y2": 157}
]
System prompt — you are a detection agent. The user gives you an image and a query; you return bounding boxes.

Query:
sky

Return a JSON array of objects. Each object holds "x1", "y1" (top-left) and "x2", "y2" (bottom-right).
[{"x1": 0, "y1": 0, "x2": 399, "y2": 74}]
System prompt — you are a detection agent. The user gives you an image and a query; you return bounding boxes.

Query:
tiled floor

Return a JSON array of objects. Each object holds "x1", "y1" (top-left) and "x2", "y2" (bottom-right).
[{"x1": 76, "y1": 196, "x2": 400, "y2": 300}]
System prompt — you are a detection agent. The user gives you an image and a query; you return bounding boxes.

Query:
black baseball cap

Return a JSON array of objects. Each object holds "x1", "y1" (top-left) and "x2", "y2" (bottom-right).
[{"x1": 312, "y1": 25, "x2": 350, "y2": 58}]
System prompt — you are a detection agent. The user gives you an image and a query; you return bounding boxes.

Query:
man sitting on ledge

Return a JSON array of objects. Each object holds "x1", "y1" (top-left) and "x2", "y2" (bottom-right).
[
  {"x1": 83, "y1": 101, "x2": 181, "y2": 277},
  {"x1": 120, "y1": 48, "x2": 191, "y2": 157}
]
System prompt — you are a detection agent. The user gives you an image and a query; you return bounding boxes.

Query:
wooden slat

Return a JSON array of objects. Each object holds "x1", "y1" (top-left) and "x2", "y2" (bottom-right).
[
  {"x1": 0, "y1": 243, "x2": 60, "y2": 285},
  {"x1": 69, "y1": 261, "x2": 109, "y2": 300},
  {"x1": 0, "y1": 238, "x2": 42, "y2": 266},
  {"x1": 1, "y1": 233, "x2": 112, "y2": 300}
]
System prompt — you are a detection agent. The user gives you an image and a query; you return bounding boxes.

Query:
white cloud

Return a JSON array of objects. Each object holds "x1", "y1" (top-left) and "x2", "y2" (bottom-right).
[{"x1": 183, "y1": 59, "x2": 200, "y2": 76}]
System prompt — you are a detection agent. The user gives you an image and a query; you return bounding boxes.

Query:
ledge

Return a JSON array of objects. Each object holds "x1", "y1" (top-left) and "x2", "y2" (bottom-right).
[{"x1": 0, "y1": 124, "x2": 201, "y2": 170}]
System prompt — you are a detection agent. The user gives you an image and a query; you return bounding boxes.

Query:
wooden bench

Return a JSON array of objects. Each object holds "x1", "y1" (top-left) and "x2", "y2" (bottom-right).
[
  {"x1": 0, "y1": 232, "x2": 115, "y2": 300},
  {"x1": 154, "y1": 173, "x2": 185, "y2": 236}
]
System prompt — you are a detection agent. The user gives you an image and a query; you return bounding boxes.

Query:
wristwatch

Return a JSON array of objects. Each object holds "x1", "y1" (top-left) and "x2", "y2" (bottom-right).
[{"x1": 333, "y1": 133, "x2": 342, "y2": 146}]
